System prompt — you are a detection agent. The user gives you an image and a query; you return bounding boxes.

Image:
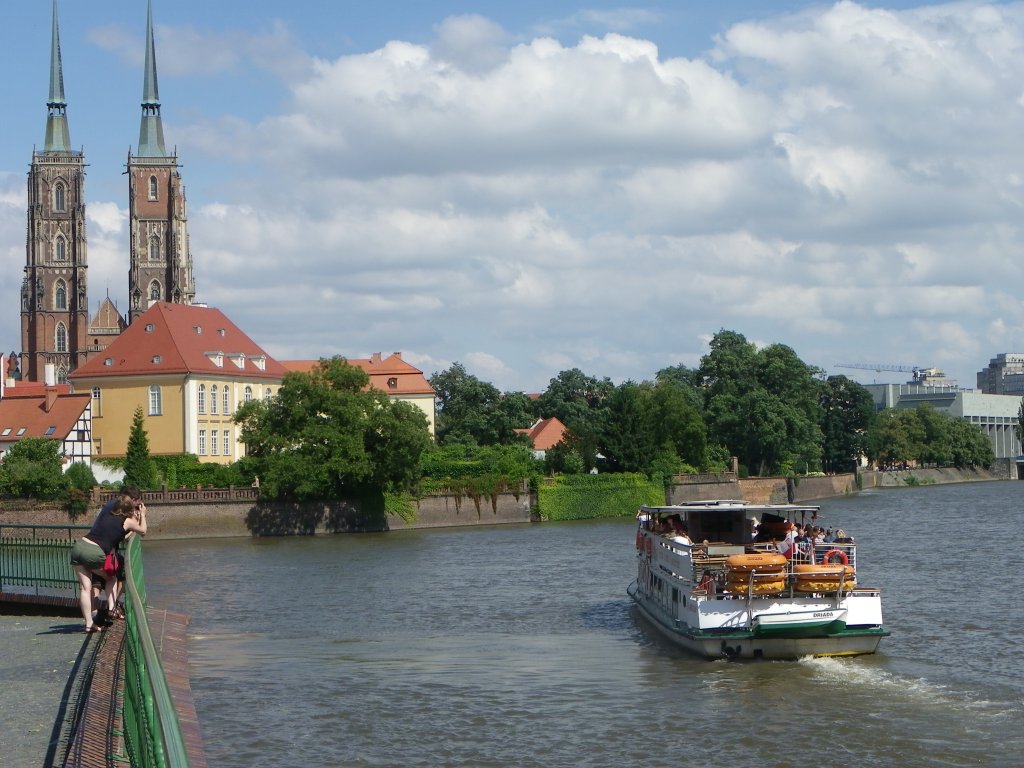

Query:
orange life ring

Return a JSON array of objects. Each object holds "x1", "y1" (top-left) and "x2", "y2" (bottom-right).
[{"x1": 821, "y1": 549, "x2": 849, "y2": 565}]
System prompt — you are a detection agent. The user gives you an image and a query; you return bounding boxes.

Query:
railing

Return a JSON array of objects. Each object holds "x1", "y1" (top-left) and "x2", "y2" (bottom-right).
[
  {"x1": 92, "y1": 486, "x2": 259, "y2": 505},
  {"x1": 0, "y1": 523, "x2": 88, "y2": 596},
  {"x1": 121, "y1": 533, "x2": 192, "y2": 768}
]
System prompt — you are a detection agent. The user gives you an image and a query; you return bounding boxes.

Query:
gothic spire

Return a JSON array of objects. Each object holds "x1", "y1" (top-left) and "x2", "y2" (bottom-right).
[
  {"x1": 43, "y1": 0, "x2": 71, "y2": 153},
  {"x1": 136, "y1": 0, "x2": 167, "y2": 157}
]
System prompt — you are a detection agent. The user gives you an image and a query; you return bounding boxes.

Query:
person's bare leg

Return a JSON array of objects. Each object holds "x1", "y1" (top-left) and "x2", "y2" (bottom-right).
[{"x1": 74, "y1": 565, "x2": 94, "y2": 630}]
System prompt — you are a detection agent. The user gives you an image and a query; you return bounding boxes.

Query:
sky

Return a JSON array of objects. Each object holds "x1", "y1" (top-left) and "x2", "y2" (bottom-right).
[{"x1": 1, "y1": 0, "x2": 1023, "y2": 394}]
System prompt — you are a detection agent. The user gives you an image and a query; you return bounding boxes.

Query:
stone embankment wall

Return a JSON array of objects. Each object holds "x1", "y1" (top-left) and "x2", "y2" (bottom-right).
[{"x1": 0, "y1": 491, "x2": 533, "y2": 539}]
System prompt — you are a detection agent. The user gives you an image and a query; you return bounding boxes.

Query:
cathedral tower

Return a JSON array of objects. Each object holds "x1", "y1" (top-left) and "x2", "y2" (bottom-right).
[
  {"x1": 21, "y1": 0, "x2": 90, "y2": 383},
  {"x1": 127, "y1": 0, "x2": 195, "y2": 323}
]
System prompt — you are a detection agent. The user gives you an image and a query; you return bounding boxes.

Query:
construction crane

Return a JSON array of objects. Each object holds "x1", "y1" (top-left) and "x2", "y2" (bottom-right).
[{"x1": 835, "y1": 363, "x2": 939, "y2": 384}]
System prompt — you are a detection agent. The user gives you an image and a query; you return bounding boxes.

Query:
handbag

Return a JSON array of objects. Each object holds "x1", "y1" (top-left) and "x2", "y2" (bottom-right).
[{"x1": 103, "y1": 550, "x2": 118, "y2": 577}]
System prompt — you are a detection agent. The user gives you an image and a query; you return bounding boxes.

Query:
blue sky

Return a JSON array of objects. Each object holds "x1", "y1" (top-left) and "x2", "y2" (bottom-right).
[{"x1": 2, "y1": 1, "x2": 1023, "y2": 392}]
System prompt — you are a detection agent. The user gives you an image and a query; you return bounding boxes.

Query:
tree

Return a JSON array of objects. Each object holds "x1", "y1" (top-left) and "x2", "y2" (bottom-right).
[
  {"x1": 1016, "y1": 397, "x2": 1024, "y2": 454},
  {"x1": 235, "y1": 357, "x2": 432, "y2": 501},
  {"x1": 0, "y1": 437, "x2": 67, "y2": 499},
  {"x1": 124, "y1": 406, "x2": 158, "y2": 489},
  {"x1": 535, "y1": 368, "x2": 614, "y2": 469},
  {"x1": 430, "y1": 363, "x2": 530, "y2": 446},
  {"x1": 820, "y1": 375, "x2": 876, "y2": 473}
]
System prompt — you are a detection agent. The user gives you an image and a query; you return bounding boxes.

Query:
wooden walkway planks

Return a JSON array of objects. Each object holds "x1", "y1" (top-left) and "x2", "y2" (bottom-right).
[{"x1": 63, "y1": 608, "x2": 208, "y2": 767}]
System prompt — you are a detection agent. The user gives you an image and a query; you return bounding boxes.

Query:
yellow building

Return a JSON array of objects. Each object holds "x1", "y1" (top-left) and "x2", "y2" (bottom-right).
[{"x1": 69, "y1": 302, "x2": 286, "y2": 463}]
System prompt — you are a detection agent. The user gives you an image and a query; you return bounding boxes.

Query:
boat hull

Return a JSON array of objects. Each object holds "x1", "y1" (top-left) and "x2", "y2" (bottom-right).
[{"x1": 630, "y1": 588, "x2": 887, "y2": 660}]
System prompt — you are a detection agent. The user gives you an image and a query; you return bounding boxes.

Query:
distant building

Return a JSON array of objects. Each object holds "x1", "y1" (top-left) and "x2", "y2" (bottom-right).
[
  {"x1": 0, "y1": 355, "x2": 92, "y2": 466},
  {"x1": 976, "y1": 353, "x2": 1024, "y2": 395},
  {"x1": 866, "y1": 383, "x2": 1022, "y2": 460},
  {"x1": 515, "y1": 417, "x2": 568, "y2": 459},
  {"x1": 69, "y1": 302, "x2": 285, "y2": 463},
  {"x1": 281, "y1": 353, "x2": 436, "y2": 437}
]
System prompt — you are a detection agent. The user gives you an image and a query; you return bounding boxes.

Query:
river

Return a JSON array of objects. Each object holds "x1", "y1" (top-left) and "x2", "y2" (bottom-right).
[{"x1": 143, "y1": 481, "x2": 1024, "y2": 767}]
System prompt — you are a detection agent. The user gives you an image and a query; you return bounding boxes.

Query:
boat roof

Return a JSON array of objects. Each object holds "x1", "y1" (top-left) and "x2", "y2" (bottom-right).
[{"x1": 640, "y1": 501, "x2": 821, "y2": 515}]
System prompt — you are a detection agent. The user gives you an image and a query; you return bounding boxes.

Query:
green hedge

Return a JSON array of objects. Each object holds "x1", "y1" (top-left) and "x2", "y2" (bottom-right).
[{"x1": 537, "y1": 473, "x2": 664, "y2": 521}]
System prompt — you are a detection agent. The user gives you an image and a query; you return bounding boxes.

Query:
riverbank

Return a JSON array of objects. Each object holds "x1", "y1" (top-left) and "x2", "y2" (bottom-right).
[{"x1": 0, "y1": 464, "x2": 1012, "y2": 538}]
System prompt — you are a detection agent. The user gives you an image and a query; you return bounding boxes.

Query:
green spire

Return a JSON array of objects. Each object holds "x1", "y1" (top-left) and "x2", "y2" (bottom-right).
[
  {"x1": 44, "y1": 0, "x2": 71, "y2": 153},
  {"x1": 137, "y1": 0, "x2": 167, "y2": 157}
]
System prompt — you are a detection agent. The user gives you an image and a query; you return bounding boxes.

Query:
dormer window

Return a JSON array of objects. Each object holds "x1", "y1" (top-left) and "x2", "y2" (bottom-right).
[
  {"x1": 206, "y1": 351, "x2": 223, "y2": 368},
  {"x1": 229, "y1": 353, "x2": 245, "y2": 369},
  {"x1": 148, "y1": 175, "x2": 158, "y2": 201},
  {"x1": 104, "y1": 357, "x2": 113, "y2": 366},
  {"x1": 145, "y1": 323, "x2": 155, "y2": 333},
  {"x1": 387, "y1": 377, "x2": 398, "y2": 389},
  {"x1": 251, "y1": 356, "x2": 266, "y2": 371},
  {"x1": 152, "y1": 355, "x2": 162, "y2": 365}
]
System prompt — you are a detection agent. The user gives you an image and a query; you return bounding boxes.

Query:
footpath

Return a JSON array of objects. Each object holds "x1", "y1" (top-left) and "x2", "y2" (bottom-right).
[{"x1": 0, "y1": 612, "x2": 96, "y2": 768}]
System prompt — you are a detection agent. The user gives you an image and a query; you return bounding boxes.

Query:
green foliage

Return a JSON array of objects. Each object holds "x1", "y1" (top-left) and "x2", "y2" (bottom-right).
[
  {"x1": 537, "y1": 473, "x2": 664, "y2": 521},
  {"x1": 235, "y1": 357, "x2": 432, "y2": 502},
  {"x1": 430, "y1": 363, "x2": 532, "y2": 446},
  {"x1": 418, "y1": 443, "x2": 540, "y2": 498},
  {"x1": 150, "y1": 454, "x2": 249, "y2": 488},
  {"x1": 866, "y1": 404, "x2": 994, "y2": 470},
  {"x1": 820, "y1": 375, "x2": 876, "y2": 473},
  {"x1": 543, "y1": 442, "x2": 585, "y2": 475},
  {"x1": 0, "y1": 437, "x2": 68, "y2": 500},
  {"x1": 699, "y1": 332, "x2": 823, "y2": 476},
  {"x1": 534, "y1": 368, "x2": 615, "y2": 468},
  {"x1": 63, "y1": 461, "x2": 98, "y2": 518},
  {"x1": 123, "y1": 407, "x2": 158, "y2": 489},
  {"x1": 384, "y1": 490, "x2": 417, "y2": 523}
]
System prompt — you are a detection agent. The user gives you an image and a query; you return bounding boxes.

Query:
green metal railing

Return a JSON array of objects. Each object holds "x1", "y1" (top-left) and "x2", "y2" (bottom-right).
[
  {"x1": 0, "y1": 524, "x2": 191, "y2": 767},
  {"x1": 122, "y1": 533, "x2": 192, "y2": 768},
  {"x1": 0, "y1": 523, "x2": 87, "y2": 595}
]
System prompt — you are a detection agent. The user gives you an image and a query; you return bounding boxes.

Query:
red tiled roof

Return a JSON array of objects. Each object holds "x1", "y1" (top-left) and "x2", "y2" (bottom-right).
[
  {"x1": 69, "y1": 302, "x2": 287, "y2": 381},
  {"x1": 0, "y1": 392, "x2": 90, "y2": 442},
  {"x1": 514, "y1": 417, "x2": 568, "y2": 450},
  {"x1": 281, "y1": 353, "x2": 435, "y2": 396}
]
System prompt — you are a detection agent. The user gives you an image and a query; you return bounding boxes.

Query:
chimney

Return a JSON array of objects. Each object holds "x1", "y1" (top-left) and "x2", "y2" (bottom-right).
[
  {"x1": 44, "y1": 363, "x2": 56, "y2": 386},
  {"x1": 393, "y1": 351, "x2": 401, "y2": 359},
  {"x1": 371, "y1": 352, "x2": 381, "y2": 364},
  {"x1": 44, "y1": 387, "x2": 58, "y2": 413}
]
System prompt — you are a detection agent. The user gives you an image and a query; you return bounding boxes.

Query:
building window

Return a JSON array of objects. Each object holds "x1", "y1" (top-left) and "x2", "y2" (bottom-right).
[
  {"x1": 149, "y1": 175, "x2": 158, "y2": 200},
  {"x1": 211, "y1": 385, "x2": 218, "y2": 415},
  {"x1": 92, "y1": 387, "x2": 100, "y2": 400},
  {"x1": 222, "y1": 387, "x2": 230, "y2": 414},
  {"x1": 149, "y1": 235, "x2": 160, "y2": 262},
  {"x1": 45, "y1": 426, "x2": 56, "y2": 436},
  {"x1": 55, "y1": 280, "x2": 67, "y2": 310},
  {"x1": 197, "y1": 384, "x2": 206, "y2": 414},
  {"x1": 244, "y1": 385, "x2": 253, "y2": 403},
  {"x1": 149, "y1": 385, "x2": 162, "y2": 415},
  {"x1": 149, "y1": 280, "x2": 162, "y2": 300},
  {"x1": 1, "y1": 428, "x2": 10, "y2": 436},
  {"x1": 387, "y1": 377, "x2": 398, "y2": 389},
  {"x1": 55, "y1": 323, "x2": 67, "y2": 352},
  {"x1": 222, "y1": 429, "x2": 230, "y2": 456},
  {"x1": 211, "y1": 429, "x2": 219, "y2": 455},
  {"x1": 198, "y1": 429, "x2": 206, "y2": 455},
  {"x1": 57, "y1": 366, "x2": 67, "y2": 384},
  {"x1": 55, "y1": 236, "x2": 66, "y2": 261},
  {"x1": 264, "y1": 387, "x2": 272, "y2": 402},
  {"x1": 54, "y1": 183, "x2": 66, "y2": 211}
]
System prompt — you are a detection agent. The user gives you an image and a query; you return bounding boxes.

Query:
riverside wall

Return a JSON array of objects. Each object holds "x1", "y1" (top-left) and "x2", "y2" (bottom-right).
[
  {"x1": 0, "y1": 490, "x2": 533, "y2": 539},
  {"x1": 0, "y1": 463, "x2": 1013, "y2": 537}
]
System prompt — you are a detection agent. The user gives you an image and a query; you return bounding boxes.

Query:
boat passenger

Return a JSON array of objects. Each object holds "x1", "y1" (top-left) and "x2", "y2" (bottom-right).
[
  {"x1": 824, "y1": 528, "x2": 836, "y2": 542},
  {"x1": 670, "y1": 523, "x2": 693, "y2": 547},
  {"x1": 834, "y1": 528, "x2": 854, "y2": 544}
]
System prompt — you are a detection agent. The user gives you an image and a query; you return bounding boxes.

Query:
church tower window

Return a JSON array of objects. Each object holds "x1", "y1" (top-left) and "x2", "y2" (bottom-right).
[
  {"x1": 149, "y1": 235, "x2": 160, "y2": 262},
  {"x1": 149, "y1": 280, "x2": 162, "y2": 300},
  {"x1": 149, "y1": 175, "x2": 158, "y2": 200},
  {"x1": 55, "y1": 280, "x2": 67, "y2": 310},
  {"x1": 55, "y1": 236, "x2": 66, "y2": 261},
  {"x1": 55, "y1": 323, "x2": 67, "y2": 353},
  {"x1": 54, "y1": 183, "x2": 66, "y2": 212}
]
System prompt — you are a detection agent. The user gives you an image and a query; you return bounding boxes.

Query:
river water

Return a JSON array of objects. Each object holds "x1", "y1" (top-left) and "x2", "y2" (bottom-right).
[{"x1": 143, "y1": 481, "x2": 1024, "y2": 767}]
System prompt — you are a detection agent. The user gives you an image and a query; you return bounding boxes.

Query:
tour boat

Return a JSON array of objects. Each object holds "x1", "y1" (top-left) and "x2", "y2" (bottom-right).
[{"x1": 627, "y1": 501, "x2": 888, "y2": 659}]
